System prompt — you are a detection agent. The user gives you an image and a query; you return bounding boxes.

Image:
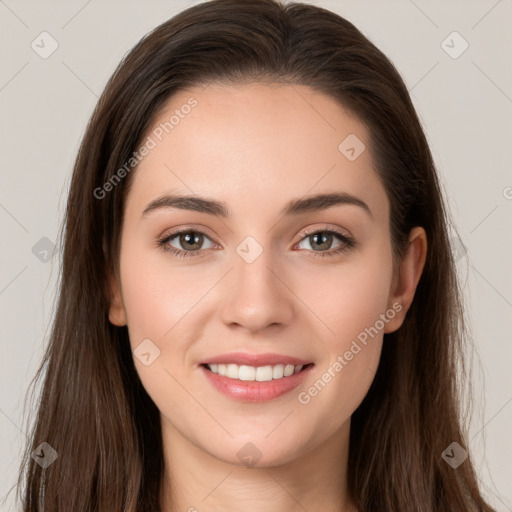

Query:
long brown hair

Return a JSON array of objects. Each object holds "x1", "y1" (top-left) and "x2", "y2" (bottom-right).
[{"x1": 14, "y1": 0, "x2": 495, "y2": 510}]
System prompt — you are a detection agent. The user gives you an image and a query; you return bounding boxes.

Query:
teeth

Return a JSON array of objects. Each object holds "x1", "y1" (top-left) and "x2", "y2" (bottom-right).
[
  {"x1": 207, "y1": 363, "x2": 306, "y2": 381},
  {"x1": 239, "y1": 365, "x2": 255, "y2": 381},
  {"x1": 272, "y1": 364, "x2": 284, "y2": 379}
]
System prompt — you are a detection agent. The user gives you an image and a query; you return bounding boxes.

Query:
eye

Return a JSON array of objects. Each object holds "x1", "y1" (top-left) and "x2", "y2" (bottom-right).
[
  {"x1": 157, "y1": 228, "x2": 216, "y2": 258},
  {"x1": 295, "y1": 228, "x2": 355, "y2": 258}
]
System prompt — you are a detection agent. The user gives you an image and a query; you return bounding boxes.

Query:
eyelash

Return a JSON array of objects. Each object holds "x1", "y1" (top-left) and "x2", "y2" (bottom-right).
[{"x1": 156, "y1": 226, "x2": 356, "y2": 260}]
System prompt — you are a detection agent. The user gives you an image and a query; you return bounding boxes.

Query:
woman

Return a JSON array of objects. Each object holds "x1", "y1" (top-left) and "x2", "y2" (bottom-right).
[{"x1": 16, "y1": 0, "x2": 496, "y2": 510}]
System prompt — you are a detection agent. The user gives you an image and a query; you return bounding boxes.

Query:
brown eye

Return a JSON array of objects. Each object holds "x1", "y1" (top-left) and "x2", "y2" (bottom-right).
[
  {"x1": 177, "y1": 231, "x2": 204, "y2": 251},
  {"x1": 296, "y1": 230, "x2": 353, "y2": 254},
  {"x1": 299, "y1": 229, "x2": 356, "y2": 258},
  {"x1": 307, "y1": 232, "x2": 335, "y2": 251},
  {"x1": 158, "y1": 229, "x2": 216, "y2": 257}
]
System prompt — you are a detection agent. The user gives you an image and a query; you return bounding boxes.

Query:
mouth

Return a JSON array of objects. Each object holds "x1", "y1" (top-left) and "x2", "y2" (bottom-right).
[
  {"x1": 202, "y1": 362, "x2": 314, "y2": 382},
  {"x1": 200, "y1": 362, "x2": 315, "y2": 402}
]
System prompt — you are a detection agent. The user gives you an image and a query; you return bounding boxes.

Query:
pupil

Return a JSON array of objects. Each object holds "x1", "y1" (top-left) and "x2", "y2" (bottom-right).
[
  {"x1": 312, "y1": 233, "x2": 331, "y2": 251},
  {"x1": 182, "y1": 232, "x2": 201, "y2": 250}
]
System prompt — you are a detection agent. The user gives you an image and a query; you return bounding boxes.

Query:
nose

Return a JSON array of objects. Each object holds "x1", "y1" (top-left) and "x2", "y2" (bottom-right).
[{"x1": 218, "y1": 245, "x2": 295, "y2": 333}]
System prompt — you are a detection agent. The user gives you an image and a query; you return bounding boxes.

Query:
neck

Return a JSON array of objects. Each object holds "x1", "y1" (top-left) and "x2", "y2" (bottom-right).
[{"x1": 159, "y1": 417, "x2": 356, "y2": 512}]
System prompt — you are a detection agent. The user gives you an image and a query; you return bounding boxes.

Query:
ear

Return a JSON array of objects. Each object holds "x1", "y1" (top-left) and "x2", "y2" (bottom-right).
[
  {"x1": 384, "y1": 226, "x2": 427, "y2": 333},
  {"x1": 107, "y1": 269, "x2": 127, "y2": 327}
]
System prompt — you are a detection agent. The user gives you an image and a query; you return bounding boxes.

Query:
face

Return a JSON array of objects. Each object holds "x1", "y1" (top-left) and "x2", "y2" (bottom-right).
[{"x1": 108, "y1": 82, "x2": 421, "y2": 468}]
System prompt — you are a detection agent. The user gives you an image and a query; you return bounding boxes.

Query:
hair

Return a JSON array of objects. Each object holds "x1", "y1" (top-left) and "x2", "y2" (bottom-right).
[{"x1": 12, "y1": 0, "x2": 496, "y2": 510}]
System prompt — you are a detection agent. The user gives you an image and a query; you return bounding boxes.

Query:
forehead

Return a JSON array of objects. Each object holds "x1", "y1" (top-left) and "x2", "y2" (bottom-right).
[{"x1": 126, "y1": 82, "x2": 388, "y2": 223}]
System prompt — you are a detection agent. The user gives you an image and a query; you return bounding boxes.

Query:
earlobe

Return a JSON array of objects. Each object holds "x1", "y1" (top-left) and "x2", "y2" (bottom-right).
[
  {"x1": 384, "y1": 226, "x2": 428, "y2": 333},
  {"x1": 107, "y1": 272, "x2": 127, "y2": 327}
]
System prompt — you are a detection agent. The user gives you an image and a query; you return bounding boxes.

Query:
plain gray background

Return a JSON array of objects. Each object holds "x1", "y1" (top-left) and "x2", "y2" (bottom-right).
[{"x1": 1, "y1": 0, "x2": 511, "y2": 510}]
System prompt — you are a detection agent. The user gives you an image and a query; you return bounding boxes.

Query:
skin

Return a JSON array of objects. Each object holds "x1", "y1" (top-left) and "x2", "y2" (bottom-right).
[{"x1": 108, "y1": 82, "x2": 427, "y2": 512}]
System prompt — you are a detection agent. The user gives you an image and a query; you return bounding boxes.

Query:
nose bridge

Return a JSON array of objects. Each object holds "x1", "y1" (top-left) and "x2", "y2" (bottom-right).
[
  {"x1": 218, "y1": 234, "x2": 294, "y2": 331},
  {"x1": 235, "y1": 236, "x2": 279, "y2": 292}
]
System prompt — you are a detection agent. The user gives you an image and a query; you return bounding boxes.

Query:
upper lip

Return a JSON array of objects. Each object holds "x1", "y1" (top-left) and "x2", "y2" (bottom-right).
[{"x1": 201, "y1": 352, "x2": 313, "y2": 367}]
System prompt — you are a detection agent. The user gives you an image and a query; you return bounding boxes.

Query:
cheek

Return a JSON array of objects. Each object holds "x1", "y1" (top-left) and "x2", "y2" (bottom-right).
[
  {"x1": 117, "y1": 241, "x2": 217, "y2": 402},
  {"x1": 118, "y1": 239, "x2": 205, "y2": 346},
  {"x1": 291, "y1": 244, "x2": 393, "y2": 349},
  {"x1": 292, "y1": 244, "x2": 392, "y2": 416},
  {"x1": 117, "y1": 243, "x2": 203, "y2": 419}
]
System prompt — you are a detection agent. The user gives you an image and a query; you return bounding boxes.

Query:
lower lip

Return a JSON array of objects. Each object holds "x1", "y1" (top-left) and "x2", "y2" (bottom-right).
[{"x1": 200, "y1": 364, "x2": 314, "y2": 402}]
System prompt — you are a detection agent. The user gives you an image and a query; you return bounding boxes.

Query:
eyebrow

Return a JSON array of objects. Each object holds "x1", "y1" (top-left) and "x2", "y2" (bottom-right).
[{"x1": 142, "y1": 191, "x2": 373, "y2": 219}]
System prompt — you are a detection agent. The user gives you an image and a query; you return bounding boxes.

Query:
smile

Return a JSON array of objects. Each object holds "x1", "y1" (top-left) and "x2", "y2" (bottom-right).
[
  {"x1": 205, "y1": 363, "x2": 309, "y2": 381},
  {"x1": 201, "y1": 363, "x2": 314, "y2": 402}
]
